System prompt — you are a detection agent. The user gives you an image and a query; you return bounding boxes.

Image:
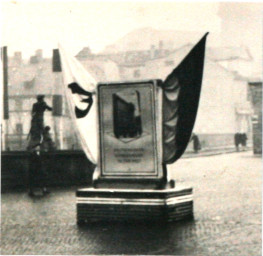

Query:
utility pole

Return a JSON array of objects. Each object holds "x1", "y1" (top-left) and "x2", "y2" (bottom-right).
[{"x1": 1, "y1": 46, "x2": 9, "y2": 150}]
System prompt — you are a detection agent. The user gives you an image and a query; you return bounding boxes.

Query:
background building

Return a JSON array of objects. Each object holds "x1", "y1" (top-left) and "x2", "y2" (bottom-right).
[
  {"x1": 5, "y1": 50, "x2": 75, "y2": 150},
  {"x1": 249, "y1": 80, "x2": 262, "y2": 154},
  {"x1": 2, "y1": 29, "x2": 257, "y2": 152}
]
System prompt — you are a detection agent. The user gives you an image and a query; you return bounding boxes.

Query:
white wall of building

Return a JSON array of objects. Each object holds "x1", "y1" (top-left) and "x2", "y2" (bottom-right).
[
  {"x1": 119, "y1": 47, "x2": 252, "y2": 138},
  {"x1": 195, "y1": 60, "x2": 237, "y2": 134},
  {"x1": 80, "y1": 59, "x2": 120, "y2": 82}
]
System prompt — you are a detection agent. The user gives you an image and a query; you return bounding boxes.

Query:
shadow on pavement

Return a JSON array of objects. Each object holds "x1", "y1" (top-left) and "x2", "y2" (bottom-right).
[{"x1": 75, "y1": 219, "x2": 198, "y2": 255}]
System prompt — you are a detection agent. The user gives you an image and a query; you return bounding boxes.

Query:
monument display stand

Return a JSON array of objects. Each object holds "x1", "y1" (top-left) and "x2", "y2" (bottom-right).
[
  {"x1": 76, "y1": 80, "x2": 193, "y2": 224},
  {"x1": 76, "y1": 186, "x2": 193, "y2": 223}
]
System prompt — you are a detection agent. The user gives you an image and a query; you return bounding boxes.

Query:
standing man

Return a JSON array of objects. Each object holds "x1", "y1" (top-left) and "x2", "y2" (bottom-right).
[
  {"x1": 27, "y1": 95, "x2": 52, "y2": 150},
  {"x1": 191, "y1": 133, "x2": 201, "y2": 153},
  {"x1": 234, "y1": 133, "x2": 240, "y2": 152},
  {"x1": 241, "y1": 133, "x2": 248, "y2": 151},
  {"x1": 27, "y1": 95, "x2": 52, "y2": 196}
]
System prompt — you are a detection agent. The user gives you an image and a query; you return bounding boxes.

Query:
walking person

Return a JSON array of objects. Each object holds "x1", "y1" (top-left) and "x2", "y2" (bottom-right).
[
  {"x1": 191, "y1": 133, "x2": 201, "y2": 153},
  {"x1": 240, "y1": 133, "x2": 248, "y2": 151},
  {"x1": 234, "y1": 133, "x2": 240, "y2": 152},
  {"x1": 27, "y1": 94, "x2": 52, "y2": 196}
]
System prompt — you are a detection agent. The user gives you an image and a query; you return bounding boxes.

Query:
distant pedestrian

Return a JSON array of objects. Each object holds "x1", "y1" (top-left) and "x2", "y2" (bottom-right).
[
  {"x1": 191, "y1": 133, "x2": 201, "y2": 153},
  {"x1": 234, "y1": 133, "x2": 240, "y2": 151},
  {"x1": 27, "y1": 95, "x2": 52, "y2": 150},
  {"x1": 234, "y1": 133, "x2": 246, "y2": 152},
  {"x1": 240, "y1": 133, "x2": 247, "y2": 151}
]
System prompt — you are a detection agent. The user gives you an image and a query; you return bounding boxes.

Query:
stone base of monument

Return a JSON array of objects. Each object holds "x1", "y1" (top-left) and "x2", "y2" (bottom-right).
[{"x1": 76, "y1": 183, "x2": 193, "y2": 224}]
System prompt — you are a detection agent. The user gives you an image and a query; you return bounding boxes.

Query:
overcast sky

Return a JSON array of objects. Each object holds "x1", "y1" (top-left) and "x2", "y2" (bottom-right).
[{"x1": 1, "y1": 0, "x2": 262, "y2": 66}]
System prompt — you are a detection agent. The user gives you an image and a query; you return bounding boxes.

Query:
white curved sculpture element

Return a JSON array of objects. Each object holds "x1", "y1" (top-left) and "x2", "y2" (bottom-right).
[{"x1": 58, "y1": 44, "x2": 98, "y2": 164}]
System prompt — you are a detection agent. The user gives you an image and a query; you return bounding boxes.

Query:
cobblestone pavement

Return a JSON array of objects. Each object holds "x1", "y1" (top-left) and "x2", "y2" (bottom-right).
[{"x1": 1, "y1": 151, "x2": 261, "y2": 255}]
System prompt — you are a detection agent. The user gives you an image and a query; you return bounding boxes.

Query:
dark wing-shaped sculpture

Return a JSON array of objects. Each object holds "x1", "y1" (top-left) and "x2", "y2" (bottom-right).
[{"x1": 162, "y1": 32, "x2": 208, "y2": 164}]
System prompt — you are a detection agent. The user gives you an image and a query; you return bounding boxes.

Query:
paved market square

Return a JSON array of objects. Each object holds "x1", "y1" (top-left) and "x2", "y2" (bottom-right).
[{"x1": 1, "y1": 151, "x2": 261, "y2": 255}]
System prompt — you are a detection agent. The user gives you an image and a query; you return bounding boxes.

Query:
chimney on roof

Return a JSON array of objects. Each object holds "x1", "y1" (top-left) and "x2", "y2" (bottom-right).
[
  {"x1": 14, "y1": 52, "x2": 22, "y2": 64},
  {"x1": 30, "y1": 56, "x2": 38, "y2": 64},
  {"x1": 30, "y1": 49, "x2": 43, "y2": 64},
  {"x1": 35, "y1": 49, "x2": 43, "y2": 62}
]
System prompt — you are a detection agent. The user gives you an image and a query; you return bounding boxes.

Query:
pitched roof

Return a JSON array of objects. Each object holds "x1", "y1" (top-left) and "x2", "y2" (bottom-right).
[{"x1": 207, "y1": 46, "x2": 253, "y2": 62}]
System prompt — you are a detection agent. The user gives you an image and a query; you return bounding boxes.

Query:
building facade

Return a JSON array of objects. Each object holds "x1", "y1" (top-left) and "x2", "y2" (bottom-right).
[
  {"x1": 3, "y1": 42, "x2": 254, "y2": 152},
  {"x1": 249, "y1": 80, "x2": 262, "y2": 154},
  {"x1": 4, "y1": 50, "x2": 78, "y2": 150},
  {"x1": 110, "y1": 44, "x2": 254, "y2": 151}
]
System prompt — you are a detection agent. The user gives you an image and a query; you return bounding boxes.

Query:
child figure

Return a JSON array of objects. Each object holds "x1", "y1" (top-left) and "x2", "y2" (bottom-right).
[{"x1": 41, "y1": 126, "x2": 56, "y2": 152}]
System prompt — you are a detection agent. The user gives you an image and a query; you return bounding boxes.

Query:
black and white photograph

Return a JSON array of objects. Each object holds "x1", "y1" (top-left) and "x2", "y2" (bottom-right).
[{"x1": 1, "y1": 1, "x2": 262, "y2": 255}]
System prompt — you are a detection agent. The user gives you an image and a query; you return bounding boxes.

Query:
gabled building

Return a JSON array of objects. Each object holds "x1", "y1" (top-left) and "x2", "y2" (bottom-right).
[
  {"x1": 6, "y1": 50, "x2": 78, "y2": 150},
  {"x1": 146, "y1": 45, "x2": 253, "y2": 150},
  {"x1": 100, "y1": 43, "x2": 254, "y2": 151},
  {"x1": 5, "y1": 48, "x2": 121, "y2": 151},
  {"x1": 5, "y1": 40, "x2": 255, "y2": 152}
]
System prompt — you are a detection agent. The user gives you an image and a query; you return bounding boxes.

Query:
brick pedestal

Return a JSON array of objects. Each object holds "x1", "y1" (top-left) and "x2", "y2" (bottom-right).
[{"x1": 76, "y1": 184, "x2": 193, "y2": 224}]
